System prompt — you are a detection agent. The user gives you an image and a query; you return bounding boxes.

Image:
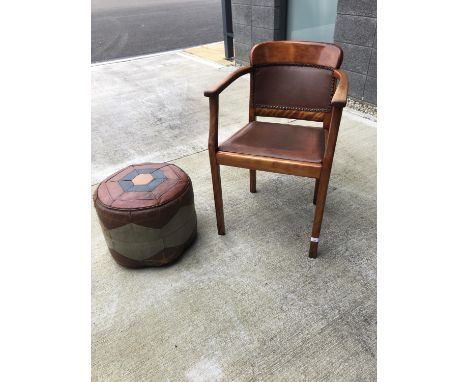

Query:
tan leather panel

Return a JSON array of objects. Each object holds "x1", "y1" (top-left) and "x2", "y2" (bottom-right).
[
  {"x1": 252, "y1": 65, "x2": 335, "y2": 112},
  {"x1": 132, "y1": 173, "x2": 153, "y2": 185},
  {"x1": 219, "y1": 121, "x2": 325, "y2": 163}
]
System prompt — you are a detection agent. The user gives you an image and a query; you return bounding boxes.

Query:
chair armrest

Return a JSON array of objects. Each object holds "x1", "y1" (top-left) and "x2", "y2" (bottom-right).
[
  {"x1": 331, "y1": 69, "x2": 349, "y2": 107},
  {"x1": 204, "y1": 66, "x2": 252, "y2": 97}
]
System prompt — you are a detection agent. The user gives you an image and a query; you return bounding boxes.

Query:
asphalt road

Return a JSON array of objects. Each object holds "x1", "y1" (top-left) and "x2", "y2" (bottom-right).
[{"x1": 92, "y1": 0, "x2": 223, "y2": 63}]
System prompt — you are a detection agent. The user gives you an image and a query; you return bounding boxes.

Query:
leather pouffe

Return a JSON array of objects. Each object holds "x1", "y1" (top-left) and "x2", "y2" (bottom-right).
[{"x1": 94, "y1": 163, "x2": 197, "y2": 268}]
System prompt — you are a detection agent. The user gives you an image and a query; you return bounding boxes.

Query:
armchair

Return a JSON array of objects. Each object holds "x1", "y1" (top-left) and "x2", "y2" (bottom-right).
[{"x1": 204, "y1": 41, "x2": 348, "y2": 258}]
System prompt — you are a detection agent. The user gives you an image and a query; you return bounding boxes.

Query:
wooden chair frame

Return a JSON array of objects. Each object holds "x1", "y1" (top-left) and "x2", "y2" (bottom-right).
[{"x1": 204, "y1": 42, "x2": 348, "y2": 258}]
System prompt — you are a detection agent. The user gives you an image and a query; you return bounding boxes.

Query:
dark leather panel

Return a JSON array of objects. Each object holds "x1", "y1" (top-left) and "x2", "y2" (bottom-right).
[
  {"x1": 250, "y1": 41, "x2": 343, "y2": 68},
  {"x1": 253, "y1": 65, "x2": 335, "y2": 112},
  {"x1": 219, "y1": 121, "x2": 325, "y2": 163}
]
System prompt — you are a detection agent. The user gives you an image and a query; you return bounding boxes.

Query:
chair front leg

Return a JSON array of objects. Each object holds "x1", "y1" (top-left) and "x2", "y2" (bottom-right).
[
  {"x1": 208, "y1": 95, "x2": 225, "y2": 235},
  {"x1": 309, "y1": 173, "x2": 331, "y2": 258},
  {"x1": 208, "y1": 152, "x2": 225, "y2": 235}
]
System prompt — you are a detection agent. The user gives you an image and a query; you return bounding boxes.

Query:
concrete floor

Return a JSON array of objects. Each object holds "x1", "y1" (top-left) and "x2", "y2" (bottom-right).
[{"x1": 92, "y1": 52, "x2": 377, "y2": 381}]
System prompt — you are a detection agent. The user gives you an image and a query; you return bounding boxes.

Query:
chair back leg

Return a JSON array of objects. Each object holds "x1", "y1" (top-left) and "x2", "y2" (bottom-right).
[
  {"x1": 250, "y1": 169, "x2": 256, "y2": 193},
  {"x1": 313, "y1": 178, "x2": 320, "y2": 205},
  {"x1": 209, "y1": 156, "x2": 226, "y2": 235}
]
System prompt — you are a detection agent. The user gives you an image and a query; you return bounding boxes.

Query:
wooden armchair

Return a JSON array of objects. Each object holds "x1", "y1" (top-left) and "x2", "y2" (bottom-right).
[{"x1": 204, "y1": 41, "x2": 348, "y2": 258}]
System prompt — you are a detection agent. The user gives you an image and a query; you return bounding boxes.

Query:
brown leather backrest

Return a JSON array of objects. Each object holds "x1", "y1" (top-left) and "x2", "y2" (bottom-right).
[{"x1": 250, "y1": 41, "x2": 343, "y2": 121}]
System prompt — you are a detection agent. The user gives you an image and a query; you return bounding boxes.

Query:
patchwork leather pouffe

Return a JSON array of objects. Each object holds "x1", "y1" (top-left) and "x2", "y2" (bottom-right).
[{"x1": 94, "y1": 163, "x2": 197, "y2": 268}]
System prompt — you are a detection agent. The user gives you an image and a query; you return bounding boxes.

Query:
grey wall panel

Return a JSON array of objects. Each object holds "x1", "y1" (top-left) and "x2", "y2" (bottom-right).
[
  {"x1": 334, "y1": 0, "x2": 377, "y2": 104},
  {"x1": 345, "y1": 70, "x2": 367, "y2": 99},
  {"x1": 367, "y1": 48, "x2": 377, "y2": 78},
  {"x1": 234, "y1": 23, "x2": 252, "y2": 45},
  {"x1": 252, "y1": 5, "x2": 280, "y2": 29},
  {"x1": 337, "y1": 0, "x2": 376, "y2": 17},
  {"x1": 231, "y1": 0, "x2": 286, "y2": 65},
  {"x1": 234, "y1": 41, "x2": 251, "y2": 62},
  {"x1": 253, "y1": 0, "x2": 281, "y2": 6},
  {"x1": 334, "y1": 14, "x2": 376, "y2": 47},
  {"x1": 363, "y1": 76, "x2": 377, "y2": 104},
  {"x1": 232, "y1": 4, "x2": 252, "y2": 26},
  {"x1": 252, "y1": 27, "x2": 276, "y2": 46},
  {"x1": 339, "y1": 43, "x2": 372, "y2": 74}
]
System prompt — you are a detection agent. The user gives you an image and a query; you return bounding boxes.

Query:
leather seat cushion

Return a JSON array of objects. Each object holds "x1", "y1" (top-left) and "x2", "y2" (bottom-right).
[{"x1": 219, "y1": 121, "x2": 325, "y2": 163}]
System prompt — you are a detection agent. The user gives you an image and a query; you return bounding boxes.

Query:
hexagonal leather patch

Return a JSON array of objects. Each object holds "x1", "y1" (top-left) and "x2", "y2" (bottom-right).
[{"x1": 118, "y1": 168, "x2": 167, "y2": 192}]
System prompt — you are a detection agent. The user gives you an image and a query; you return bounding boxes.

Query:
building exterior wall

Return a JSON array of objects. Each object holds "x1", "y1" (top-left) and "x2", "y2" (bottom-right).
[
  {"x1": 231, "y1": 0, "x2": 377, "y2": 105},
  {"x1": 334, "y1": 0, "x2": 377, "y2": 104},
  {"x1": 232, "y1": 0, "x2": 286, "y2": 66}
]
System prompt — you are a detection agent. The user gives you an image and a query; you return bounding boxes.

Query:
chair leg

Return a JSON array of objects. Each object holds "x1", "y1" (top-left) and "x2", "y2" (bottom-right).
[
  {"x1": 309, "y1": 176, "x2": 331, "y2": 258},
  {"x1": 209, "y1": 157, "x2": 225, "y2": 235},
  {"x1": 313, "y1": 178, "x2": 320, "y2": 205},
  {"x1": 250, "y1": 169, "x2": 256, "y2": 193}
]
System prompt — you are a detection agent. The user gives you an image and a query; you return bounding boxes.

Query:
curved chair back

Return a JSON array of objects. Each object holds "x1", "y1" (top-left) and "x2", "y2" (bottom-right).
[{"x1": 249, "y1": 41, "x2": 343, "y2": 122}]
